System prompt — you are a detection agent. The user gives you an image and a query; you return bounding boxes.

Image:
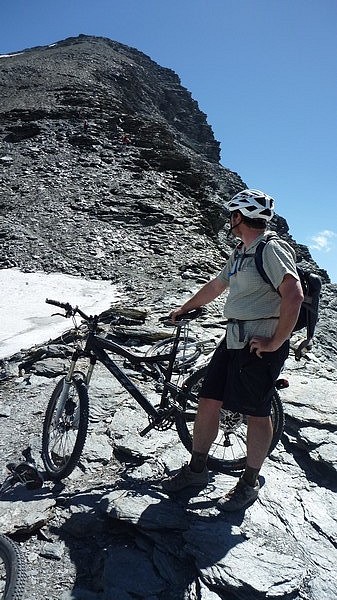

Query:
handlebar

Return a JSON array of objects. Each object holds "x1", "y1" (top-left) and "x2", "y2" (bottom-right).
[
  {"x1": 159, "y1": 307, "x2": 204, "y2": 326},
  {"x1": 46, "y1": 298, "x2": 72, "y2": 311},
  {"x1": 46, "y1": 298, "x2": 91, "y2": 321},
  {"x1": 47, "y1": 299, "x2": 204, "y2": 326}
]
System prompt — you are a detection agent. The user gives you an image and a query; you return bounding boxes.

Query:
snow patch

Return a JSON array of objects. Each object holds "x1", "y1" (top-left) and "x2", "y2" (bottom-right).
[
  {"x1": 0, "y1": 53, "x2": 20, "y2": 58},
  {"x1": 0, "y1": 269, "x2": 123, "y2": 359}
]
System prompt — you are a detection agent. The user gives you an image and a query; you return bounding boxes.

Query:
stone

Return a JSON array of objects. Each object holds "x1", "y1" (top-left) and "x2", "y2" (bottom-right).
[{"x1": 103, "y1": 546, "x2": 166, "y2": 597}]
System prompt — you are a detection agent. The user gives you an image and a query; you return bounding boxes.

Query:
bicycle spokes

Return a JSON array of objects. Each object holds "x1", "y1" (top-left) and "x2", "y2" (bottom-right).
[
  {"x1": 42, "y1": 376, "x2": 89, "y2": 479},
  {"x1": 48, "y1": 389, "x2": 80, "y2": 467}
]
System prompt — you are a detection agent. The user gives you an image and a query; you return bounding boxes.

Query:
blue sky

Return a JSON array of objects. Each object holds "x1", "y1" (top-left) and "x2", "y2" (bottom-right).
[{"x1": 1, "y1": 0, "x2": 336, "y2": 282}]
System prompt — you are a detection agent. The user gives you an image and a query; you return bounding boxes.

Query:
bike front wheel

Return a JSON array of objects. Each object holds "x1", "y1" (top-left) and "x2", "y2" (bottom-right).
[
  {"x1": 175, "y1": 367, "x2": 284, "y2": 473},
  {"x1": 41, "y1": 376, "x2": 89, "y2": 480},
  {"x1": 0, "y1": 534, "x2": 25, "y2": 600}
]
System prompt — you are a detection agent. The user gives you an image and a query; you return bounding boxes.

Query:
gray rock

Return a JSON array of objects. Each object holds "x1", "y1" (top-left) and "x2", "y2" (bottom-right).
[
  {"x1": 0, "y1": 497, "x2": 55, "y2": 535},
  {"x1": 40, "y1": 541, "x2": 65, "y2": 560},
  {"x1": 101, "y1": 490, "x2": 188, "y2": 530},
  {"x1": 83, "y1": 432, "x2": 113, "y2": 464},
  {"x1": 185, "y1": 521, "x2": 307, "y2": 598},
  {"x1": 103, "y1": 546, "x2": 165, "y2": 597}
]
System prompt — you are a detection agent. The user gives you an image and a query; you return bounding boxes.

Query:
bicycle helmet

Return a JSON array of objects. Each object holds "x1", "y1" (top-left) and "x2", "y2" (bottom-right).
[{"x1": 226, "y1": 189, "x2": 275, "y2": 221}]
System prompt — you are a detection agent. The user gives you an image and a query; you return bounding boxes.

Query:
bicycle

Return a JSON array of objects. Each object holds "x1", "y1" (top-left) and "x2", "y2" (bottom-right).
[
  {"x1": 41, "y1": 299, "x2": 286, "y2": 480},
  {"x1": 0, "y1": 534, "x2": 25, "y2": 600},
  {"x1": 144, "y1": 320, "x2": 227, "y2": 372},
  {"x1": 0, "y1": 448, "x2": 42, "y2": 600}
]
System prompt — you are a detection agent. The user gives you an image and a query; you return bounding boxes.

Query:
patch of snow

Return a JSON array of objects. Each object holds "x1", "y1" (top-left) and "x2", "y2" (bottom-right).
[
  {"x1": 0, "y1": 269, "x2": 123, "y2": 359},
  {"x1": 0, "y1": 53, "x2": 20, "y2": 58}
]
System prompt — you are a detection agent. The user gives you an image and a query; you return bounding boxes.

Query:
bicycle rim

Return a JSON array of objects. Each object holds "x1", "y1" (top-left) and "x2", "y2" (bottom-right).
[
  {"x1": 146, "y1": 336, "x2": 202, "y2": 371},
  {"x1": 175, "y1": 367, "x2": 284, "y2": 473},
  {"x1": 42, "y1": 376, "x2": 89, "y2": 480},
  {"x1": 0, "y1": 534, "x2": 25, "y2": 600}
]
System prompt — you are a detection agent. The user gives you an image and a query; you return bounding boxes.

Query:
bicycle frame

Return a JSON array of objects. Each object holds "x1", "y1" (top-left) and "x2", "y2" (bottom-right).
[{"x1": 64, "y1": 326, "x2": 189, "y2": 434}]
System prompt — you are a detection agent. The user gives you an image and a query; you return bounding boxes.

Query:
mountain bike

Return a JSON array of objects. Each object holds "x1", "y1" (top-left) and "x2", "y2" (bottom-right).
[
  {"x1": 41, "y1": 299, "x2": 286, "y2": 480},
  {"x1": 0, "y1": 535, "x2": 25, "y2": 600},
  {"x1": 0, "y1": 448, "x2": 42, "y2": 600},
  {"x1": 144, "y1": 321, "x2": 226, "y2": 372}
]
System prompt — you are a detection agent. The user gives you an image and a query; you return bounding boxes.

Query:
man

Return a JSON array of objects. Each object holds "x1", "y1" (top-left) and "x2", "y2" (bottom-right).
[{"x1": 162, "y1": 189, "x2": 303, "y2": 511}]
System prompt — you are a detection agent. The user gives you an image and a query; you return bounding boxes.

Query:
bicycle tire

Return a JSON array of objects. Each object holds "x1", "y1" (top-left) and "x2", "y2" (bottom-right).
[
  {"x1": 175, "y1": 367, "x2": 284, "y2": 473},
  {"x1": 41, "y1": 376, "x2": 89, "y2": 480},
  {"x1": 0, "y1": 534, "x2": 25, "y2": 600},
  {"x1": 146, "y1": 336, "x2": 202, "y2": 371}
]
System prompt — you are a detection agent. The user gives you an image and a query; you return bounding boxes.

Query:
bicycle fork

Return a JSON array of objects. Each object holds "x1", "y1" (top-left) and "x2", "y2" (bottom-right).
[{"x1": 54, "y1": 350, "x2": 95, "y2": 425}]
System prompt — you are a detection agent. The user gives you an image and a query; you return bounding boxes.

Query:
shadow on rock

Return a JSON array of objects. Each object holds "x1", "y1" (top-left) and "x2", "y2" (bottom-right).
[{"x1": 51, "y1": 475, "x2": 245, "y2": 599}]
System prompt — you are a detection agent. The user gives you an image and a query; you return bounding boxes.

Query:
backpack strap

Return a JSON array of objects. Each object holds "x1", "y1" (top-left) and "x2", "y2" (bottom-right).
[
  {"x1": 254, "y1": 233, "x2": 279, "y2": 291},
  {"x1": 254, "y1": 234, "x2": 322, "y2": 360}
]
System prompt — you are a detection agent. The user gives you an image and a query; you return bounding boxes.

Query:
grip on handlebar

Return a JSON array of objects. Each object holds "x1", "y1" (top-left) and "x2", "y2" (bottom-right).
[
  {"x1": 46, "y1": 298, "x2": 73, "y2": 312},
  {"x1": 159, "y1": 307, "x2": 204, "y2": 324}
]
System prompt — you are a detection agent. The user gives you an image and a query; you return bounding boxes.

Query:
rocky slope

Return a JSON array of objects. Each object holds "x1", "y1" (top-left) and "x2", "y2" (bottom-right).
[{"x1": 0, "y1": 35, "x2": 336, "y2": 600}]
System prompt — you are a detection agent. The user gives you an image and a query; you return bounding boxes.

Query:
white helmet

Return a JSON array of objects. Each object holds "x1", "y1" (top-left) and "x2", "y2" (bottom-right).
[{"x1": 226, "y1": 189, "x2": 275, "y2": 221}]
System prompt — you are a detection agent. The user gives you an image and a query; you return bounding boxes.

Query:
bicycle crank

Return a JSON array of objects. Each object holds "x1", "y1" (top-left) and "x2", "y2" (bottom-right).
[{"x1": 140, "y1": 405, "x2": 176, "y2": 437}]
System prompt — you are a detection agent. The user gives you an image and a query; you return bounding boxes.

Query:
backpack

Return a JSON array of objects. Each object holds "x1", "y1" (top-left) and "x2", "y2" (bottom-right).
[{"x1": 254, "y1": 234, "x2": 322, "y2": 360}]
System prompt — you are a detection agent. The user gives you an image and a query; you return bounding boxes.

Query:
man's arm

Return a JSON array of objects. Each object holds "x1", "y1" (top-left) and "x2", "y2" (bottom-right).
[
  {"x1": 171, "y1": 277, "x2": 228, "y2": 322},
  {"x1": 249, "y1": 274, "x2": 304, "y2": 357}
]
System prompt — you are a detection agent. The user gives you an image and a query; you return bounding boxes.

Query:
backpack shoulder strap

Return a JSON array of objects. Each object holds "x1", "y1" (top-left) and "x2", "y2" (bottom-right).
[{"x1": 254, "y1": 233, "x2": 279, "y2": 290}]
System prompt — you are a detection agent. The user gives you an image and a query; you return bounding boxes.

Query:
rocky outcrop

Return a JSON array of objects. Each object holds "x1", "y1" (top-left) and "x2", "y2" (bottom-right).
[
  {"x1": 0, "y1": 35, "x2": 329, "y2": 287},
  {"x1": 0, "y1": 35, "x2": 336, "y2": 600},
  {"x1": 0, "y1": 316, "x2": 336, "y2": 599}
]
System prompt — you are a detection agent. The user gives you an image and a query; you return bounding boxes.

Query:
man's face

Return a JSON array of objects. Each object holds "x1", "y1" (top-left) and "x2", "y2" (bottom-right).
[{"x1": 229, "y1": 211, "x2": 239, "y2": 229}]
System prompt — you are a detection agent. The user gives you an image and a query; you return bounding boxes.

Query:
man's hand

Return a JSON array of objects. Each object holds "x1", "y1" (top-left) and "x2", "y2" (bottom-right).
[
  {"x1": 249, "y1": 336, "x2": 281, "y2": 358},
  {"x1": 168, "y1": 277, "x2": 227, "y2": 325},
  {"x1": 250, "y1": 274, "x2": 303, "y2": 358},
  {"x1": 169, "y1": 307, "x2": 186, "y2": 324}
]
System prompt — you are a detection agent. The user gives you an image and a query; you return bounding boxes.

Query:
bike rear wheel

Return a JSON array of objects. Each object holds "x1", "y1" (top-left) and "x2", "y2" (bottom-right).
[
  {"x1": 175, "y1": 367, "x2": 284, "y2": 473},
  {"x1": 0, "y1": 534, "x2": 25, "y2": 600},
  {"x1": 42, "y1": 376, "x2": 89, "y2": 480},
  {"x1": 146, "y1": 336, "x2": 202, "y2": 371}
]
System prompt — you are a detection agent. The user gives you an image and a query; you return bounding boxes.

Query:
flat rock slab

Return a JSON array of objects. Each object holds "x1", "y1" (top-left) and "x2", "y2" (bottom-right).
[
  {"x1": 282, "y1": 375, "x2": 337, "y2": 427},
  {"x1": 0, "y1": 495, "x2": 55, "y2": 534},
  {"x1": 184, "y1": 521, "x2": 307, "y2": 598},
  {"x1": 100, "y1": 489, "x2": 189, "y2": 530}
]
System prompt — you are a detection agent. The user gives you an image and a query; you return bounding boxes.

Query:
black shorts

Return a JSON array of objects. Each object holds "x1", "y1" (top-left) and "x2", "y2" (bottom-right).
[{"x1": 199, "y1": 339, "x2": 289, "y2": 417}]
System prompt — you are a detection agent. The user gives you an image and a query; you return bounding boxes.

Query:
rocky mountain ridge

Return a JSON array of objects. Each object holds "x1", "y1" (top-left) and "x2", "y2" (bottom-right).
[{"x1": 0, "y1": 35, "x2": 336, "y2": 600}]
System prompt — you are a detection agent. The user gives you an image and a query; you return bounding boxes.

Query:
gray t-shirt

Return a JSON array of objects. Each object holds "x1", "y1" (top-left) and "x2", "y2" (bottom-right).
[{"x1": 217, "y1": 232, "x2": 299, "y2": 349}]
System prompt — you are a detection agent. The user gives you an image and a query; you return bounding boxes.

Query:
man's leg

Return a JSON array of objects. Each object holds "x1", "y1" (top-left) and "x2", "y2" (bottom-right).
[
  {"x1": 243, "y1": 415, "x2": 273, "y2": 485},
  {"x1": 217, "y1": 414, "x2": 273, "y2": 511},
  {"x1": 246, "y1": 415, "x2": 273, "y2": 470},
  {"x1": 162, "y1": 397, "x2": 221, "y2": 491},
  {"x1": 189, "y1": 397, "x2": 222, "y2": 472}
]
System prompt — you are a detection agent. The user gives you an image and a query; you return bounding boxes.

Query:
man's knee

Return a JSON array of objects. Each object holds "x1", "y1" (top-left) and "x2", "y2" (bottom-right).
[
  {"x1": 247, "y1": 415, "x2": 271, "y2": 424},
  {"x1": 198, "y1": 397, "x2": 222, "y2": 413},
  {"x1": 247, "y1": 415, "x2": 272, "y2": 430}
]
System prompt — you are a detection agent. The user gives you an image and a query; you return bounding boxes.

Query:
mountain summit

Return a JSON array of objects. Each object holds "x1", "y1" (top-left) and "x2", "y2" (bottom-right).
[{"x1": 0, "y1": 34, "x2": 328, "y2": 287}]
